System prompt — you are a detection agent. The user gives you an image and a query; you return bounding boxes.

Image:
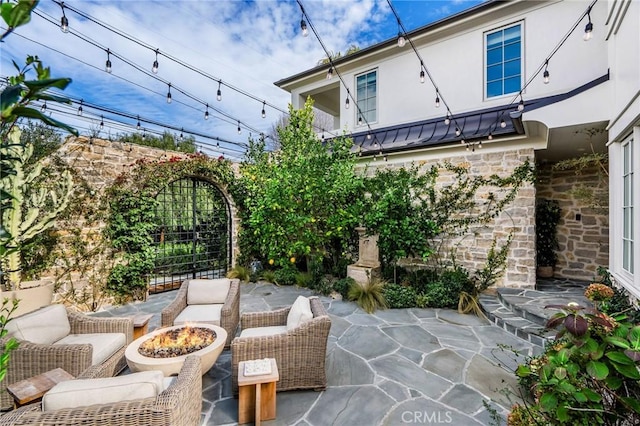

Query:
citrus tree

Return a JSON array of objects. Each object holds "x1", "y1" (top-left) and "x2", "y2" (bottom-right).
[{"x1": 238, "y1": 98, "x2": 363, "y2": 269}]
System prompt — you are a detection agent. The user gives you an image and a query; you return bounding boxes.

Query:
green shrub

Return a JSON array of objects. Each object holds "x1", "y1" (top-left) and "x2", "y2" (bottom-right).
[
  {"x1": 419, "y1": 267, "x2": 473, "y2": 309},
  {"x1": 310, "y1": 277, "x2": 333, "y2": 296},
  {"x1": 383, "y1": 283, "x2": 417, "y2": 309},
  {"x1": 348, "y1": 278, "x2": 387, "y2": 313},
  {"x1": 514, "y1": 303, "x2": 640, "y2": 425},
  {"x1": 226, "y1": 265, "x2": 250, "y2": 281},
  {"x1": 333, "y1": 277, "x2": 355, "y2": 299},
  {"x1": 274, "y1": 265, "x2": 297, "y2": 286},
  {"x1": 261, "y1": 270, "x2": 276, "y2": 283},
  {"x1": 295, "y1": 272, "x2": 312, "y2": 288}
]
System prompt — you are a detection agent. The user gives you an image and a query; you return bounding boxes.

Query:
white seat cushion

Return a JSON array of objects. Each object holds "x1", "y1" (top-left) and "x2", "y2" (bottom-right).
[
  {"x1": 174, "y1": 304, "x2": 223, "y2": 326},
  {"x1": 6, "y1": 304, "x2": 70, "y2": 344},
  {"x1": 42, "y1": 370, "x2": 165, "y2": 411},
  {"x1": 239, "y1": 326, "x2": 288, "y2": 338},
  {"x1": 55, "y1": 333, "x2": 126, "y2": 365},
  {"x1": 187, "y1": 279, "x2": 230, "y2": 305},
  {"x1": 286, "y1": 296, "x2": 313, "y2": 330}
]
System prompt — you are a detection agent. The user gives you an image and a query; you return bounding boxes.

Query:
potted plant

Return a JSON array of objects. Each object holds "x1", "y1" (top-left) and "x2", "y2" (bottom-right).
[
  {"x1": 1, "y1": 51, "x2": 77, "y2": 313},
  {"x1": 535, "y1": 199, "x2": 561, "y2": 278}
]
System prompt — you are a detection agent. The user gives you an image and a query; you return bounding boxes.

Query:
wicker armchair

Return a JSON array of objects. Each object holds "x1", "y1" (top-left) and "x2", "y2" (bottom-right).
[
  {"x1": 231, "y1": 296, "x2": 331, "y2": 394},
  {"x1": 161, "y1": 278, "x2": 240, "y2": 348},
  {"x1": 0, "y1": 308, "x2": 133, "y2": 411},
  {"x1": 0, "y1": 356, "x2": 202, "y2": 426}
]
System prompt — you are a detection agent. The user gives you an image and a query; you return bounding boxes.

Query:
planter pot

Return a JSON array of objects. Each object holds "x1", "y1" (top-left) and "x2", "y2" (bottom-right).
[
  {"x1": 0, "y1": 279, "x2": 55, "y2": 317},
  {"x1": 536, "y1": 266, "x2": 554, "y2": 278}
]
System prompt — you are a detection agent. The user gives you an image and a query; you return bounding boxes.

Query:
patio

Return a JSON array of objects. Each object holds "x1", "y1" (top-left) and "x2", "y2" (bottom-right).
[{"x1": 96, "y1": 281, "x2": 538, "y2": 426}]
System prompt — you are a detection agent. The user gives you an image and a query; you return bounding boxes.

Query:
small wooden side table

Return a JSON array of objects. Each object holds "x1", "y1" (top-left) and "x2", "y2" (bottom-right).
[
  {"x1": 132, "y1": 313, "x2": 153, "y2": 340},
  {"x1": 6, "y1": 368, "x2": 74, "y2": 407},
  {"x1": 238, "y1": 358, "x2": 279, "y2": 425}
]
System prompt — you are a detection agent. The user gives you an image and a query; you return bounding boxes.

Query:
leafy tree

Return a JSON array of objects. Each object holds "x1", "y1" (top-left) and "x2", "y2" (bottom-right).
[
  {"x1": 238, "y1": 98, "x2": 364, "y2": 269},
  {"x1": 118, "y1": 131, "x2": 196, "y2": 153}
]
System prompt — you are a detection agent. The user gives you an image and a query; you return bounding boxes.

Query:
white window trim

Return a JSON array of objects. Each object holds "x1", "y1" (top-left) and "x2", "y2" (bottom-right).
[
  {"x1": 354, "y1": 68, "x2": 378, "y2": 127},
  {"x1": 483, "y1": 20, "x2": 525, "y2": 101},
  {"x1": 611, "y1": 128, "x2": 640, "y2": 300}
]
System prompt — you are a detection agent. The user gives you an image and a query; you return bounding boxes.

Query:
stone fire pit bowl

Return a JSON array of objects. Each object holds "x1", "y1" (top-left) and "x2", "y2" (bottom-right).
[{"x1": 125, "y1": 324, "x2": 227, "y2": 376}]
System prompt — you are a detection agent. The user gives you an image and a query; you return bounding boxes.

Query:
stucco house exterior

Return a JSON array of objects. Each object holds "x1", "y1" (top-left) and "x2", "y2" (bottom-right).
[{"x1": 275, "y1": 0, "x2": 638, "y2": 294}]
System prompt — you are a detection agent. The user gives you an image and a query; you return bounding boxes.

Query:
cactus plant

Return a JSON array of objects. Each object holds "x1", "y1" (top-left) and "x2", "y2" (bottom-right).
[{"x1": 1, "y1": 127, "x2": 73, "y2": 290}]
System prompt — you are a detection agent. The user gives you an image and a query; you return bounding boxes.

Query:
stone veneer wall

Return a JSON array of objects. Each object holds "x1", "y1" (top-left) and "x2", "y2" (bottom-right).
[
  {"x1": 536, "y1": 163, "x2": 609, "y2": 280},
  {"x1": 360, "y1": 148, "x2": 537, "y2": 289},
  {"x1": 48, "y1": 136, "x2": 240, "y2": 305}
]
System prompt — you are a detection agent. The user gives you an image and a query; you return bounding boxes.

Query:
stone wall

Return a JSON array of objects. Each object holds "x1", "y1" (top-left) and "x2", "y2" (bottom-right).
[
  {"x1": 47, "y1": 137, "x2": 240, "y2": 308},
  {"x1": 360, "y1": 148, "x2": 537, "y2": 289},
  {"x1": 536, "y1": 162, "x2": 609, "y2": 280}
]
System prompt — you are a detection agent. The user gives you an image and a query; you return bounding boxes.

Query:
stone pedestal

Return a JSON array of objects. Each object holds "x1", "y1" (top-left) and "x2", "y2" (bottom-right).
[{"x1": 347, "y1": 227, "x2": 381, "y2": 284}]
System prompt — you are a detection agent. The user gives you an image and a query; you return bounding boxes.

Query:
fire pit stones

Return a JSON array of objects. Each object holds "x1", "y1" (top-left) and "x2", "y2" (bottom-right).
[{"x1": 125, "y1": 324, "x2": 227, "y2": 376}]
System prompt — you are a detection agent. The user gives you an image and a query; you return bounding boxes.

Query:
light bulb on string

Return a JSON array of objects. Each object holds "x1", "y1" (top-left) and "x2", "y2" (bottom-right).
[
  {"x1": 105, "y1": 49, "x2": 112, "y2": 73},
  {"x1": 455, "y1": 127, "x2": 460, "y2": 137},
  {"x1": 345, "y1": 97, "x2": 350, "y2": 109},
  {"x1": 435, "y1": 93, "x2": 440, "y2": 108},
  {"x1": 77, "y1": 100, "x2": 83, "y2": 116},
  {"x1": 60, "y1": 2, "x2": 69, "y2": 33},
  {"x1": 99, "y1": 115, "x2": 104, "y2": 130},
  {"x1": 419, "y1": 69, "x2": 425, "y2": 83},
  {"x1": 358, "y1": 115, "x2": 363, "y2": 126},
  {"x1": 500, "y1": 118, "x2": 507, "y2": 128},
  {"x1": 583, "y1": 9, "x2": 593, "y2": 41},
  {"x1": 217, "y1": 81, "x2": 222, "y2": 101},
  {"x1": 152, "y1": 49, "x2": 159, "y2": 74},
  {"x1": 237, "y1": 121, "x2": 241, "y2": 134},
  {"x1": 41, "y1": 102, "x2": 47, "y2": 112},
  {"x1": 300, "y1": 17, "x2": 308, "y2": 37},
  {"x1": 444, "y1": 112, "x2": 451, "y2": 125},
  {"x1": 166, "y1": 83, "x2": 172, "y2": 104},
  {"x1": 478, "y1": 141, "x2": 483, "y2": 149},
  {"x1": 136, "y1": 116, "x2": 141, "y2": 130},
  {"x1": 543, "y1": 61, "x2": 550, "y2": 84},
  {"x1": 326, "y1": 67, "x2": 333, "y2": 79},
  {"x1": 204, "y1": 104, "x2": 209, "y2": 120},
  {"x1": 261, "y1": 101, "x2": 266, "y2": 118},
  {"x1": 397, "y1": 32, "x2": 406, "y2": 47},
  {"x1": 488, "y1": 133, "x2": 493, "y2": 140},
  {"x1": 367, "y1": 133, "x2": 372, "y2": 140},
  {"x1": 460, "y1": 139, "x2": 465, "y2": 145},
  {"x1": 517, "y1": 96, "x2": 524, "y2": 112},
  {"x1": 179, "y1": 128, "x2": 184, "y2": 142}
]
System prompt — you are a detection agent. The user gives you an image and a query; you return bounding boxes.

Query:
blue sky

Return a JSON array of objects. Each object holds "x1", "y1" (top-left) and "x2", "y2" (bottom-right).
[{"x1": 1, "y1": 0, "x2": 483, "y2": 159}]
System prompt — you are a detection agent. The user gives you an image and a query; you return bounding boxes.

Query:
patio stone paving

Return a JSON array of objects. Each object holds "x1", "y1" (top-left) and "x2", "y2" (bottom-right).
[{"x1": 98, "y1": 282, "x2": 536, "y2": 425}]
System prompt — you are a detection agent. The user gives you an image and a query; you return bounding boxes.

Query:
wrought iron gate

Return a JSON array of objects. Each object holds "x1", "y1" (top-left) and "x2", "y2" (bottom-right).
[{"x1": 149, "y1": 177, "x2": 230, "y2": 293}]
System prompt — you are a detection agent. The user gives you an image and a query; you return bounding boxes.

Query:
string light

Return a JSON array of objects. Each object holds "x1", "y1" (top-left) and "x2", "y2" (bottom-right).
[
  {"x1": 77, "y1": 99, "x2": 83, "y2": 116},
  {"x1": 488, "y1": 133, "x2": 493, "y2": 140},
  {"x1": 500, "y1": 118, "x2": 507, "y2": 128},
  {"x1": 345, "y1": 89, "x2": 350, "y2": 109},
  {"x1": 420, "y1": 69, "x2": 425, "y2": 83},
  {"x1": 99, "y1": 115, "x2": 104, "y2": 129},
  {"x1": 261, "y1": 101, "x2": 266, "y2": 118},
  {"x1": 300, "y1": 16, "x2": 308, "y2": 37},
  {"x1": 543, "y1": 60, "x2": 550, "y2": 84},
  {"x1": 40, "y1": 102, "x2": 47, "y2": 112},
  {"x1": 136, "y1": 115, "x2": 141, "y2": 130},
  {"x1": 358, "y1": 115, "x2": 363, "y2": 126},
  {"x1": 444, "y1": 112, "x2": 451, "y2": 125},
  {"x1": 237, "y1": 121, "x2": 241, "y2": 134},
  {"x1": 396, "y1": 18, "x2": 406, "y2": 47},
  {"x1": 455, "y1": 127, "x2": 460, "y2": 137},
  {"x1": 216, "y1": 81, "x2": 222, "y2": 101},
  {"x1": 326, "y1": 67, "x2": 333, "y2": 79},
  {"x1": 152, "y1": 49, "x2": 159, "y2": 74},
  {"x1": 59, "y1": 2, "x2": 69, "y2": 33},
  {"x1": 179, "y1": 128, "x2": 184, "y2": 142},
  {"x1": 166, "y1": 83, "x2": 172, "y2": 103},
  {"x1": 517, "y1": 95, "x2": 524, "y2": 111},
  {"x1": 583, "y1": 7, "x2": 593, "y2": 41},
  {"x1": 105, "y1": 49, "x2": 112, "y2": 73},
  {"x1": 204, "y1": 104, "x2": 209, "y2": 120},
  {"x1": 478, "y1": 140, "x2": 482, "y2": 149},
  {"x1": 435, "y1": 91, "x2": 440, "y2": 108}
]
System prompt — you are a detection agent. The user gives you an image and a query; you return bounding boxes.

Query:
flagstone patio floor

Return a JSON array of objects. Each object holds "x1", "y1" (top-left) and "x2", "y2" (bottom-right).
[{"x1": 97, "y1": 282, "x2": 539, "y2": 425}]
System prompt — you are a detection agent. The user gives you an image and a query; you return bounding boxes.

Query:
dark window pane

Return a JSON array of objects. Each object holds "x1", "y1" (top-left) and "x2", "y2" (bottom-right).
[
  {"x1": 504, "y1": 76, "x2": 521, "y2": 94},
  {"x1": 487, "y1": 31, "x2": 502, "y2": 49},
  {"x1": 504, "y1": 59, "x2": 521, "y2": 77},
  {"x1": 487, "y1": 81, "x2": 502, "y2": 97},
  {"x1": 487, "y1": 64, "x2": 502, "y2": 81},
  {"x1": 487, "y1": 47, "x2": 502, "y2": 65},
  {"x1": 504, "y1": 42, "x2": 520, "y2": 60},
  {"x1": 504, "y1": 25, "x2": 520, "y2": 43}
]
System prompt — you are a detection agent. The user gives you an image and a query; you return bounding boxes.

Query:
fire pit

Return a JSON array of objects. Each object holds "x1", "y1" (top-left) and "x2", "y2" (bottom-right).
[{"x1": 125, "y1": 324, "x2": 227, "y2": 376}]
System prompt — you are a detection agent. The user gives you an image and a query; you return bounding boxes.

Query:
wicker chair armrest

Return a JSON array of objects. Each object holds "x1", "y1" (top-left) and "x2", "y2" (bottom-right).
[
  {"x1": 161, "y1": 282, "x2": 189, "y2": 327},
  {"x1": 156, "y1": 355, "x2": 202, "y2": 406},
  {"x1": 240, "y1": 306, "x2": 290, "y2": 329},
  {"x1": 68, "y1": 310, "x2": 134, "y2": 344},
  {"x1": 221, "y1": 279, "x2": 240, "y2": 316},
  {"x1": 6, "y1": 340, "x2": 94, "y2": 379}
]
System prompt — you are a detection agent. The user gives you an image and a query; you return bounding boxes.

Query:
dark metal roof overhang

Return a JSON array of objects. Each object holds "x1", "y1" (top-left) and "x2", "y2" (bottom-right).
[{"x1": 343, "y1": 72, "x2": 610, "y2": 157}]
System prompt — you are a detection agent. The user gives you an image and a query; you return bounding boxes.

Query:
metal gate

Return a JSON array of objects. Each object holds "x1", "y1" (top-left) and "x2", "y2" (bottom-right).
[{"x1": 149, "y1": 177, "x2": 230, "y2": 293}]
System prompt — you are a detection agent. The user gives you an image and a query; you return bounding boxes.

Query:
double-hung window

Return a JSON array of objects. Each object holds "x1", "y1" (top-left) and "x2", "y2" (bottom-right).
[
  {"x1": 486, "y1": 23, "x2": 522, "y2": 98},
  {"x1": 623, "y1": 137, "x2": 634, "y2": 274},
  {"x1": 356, "y1": 70, "x2": 377, "y2": 125}
]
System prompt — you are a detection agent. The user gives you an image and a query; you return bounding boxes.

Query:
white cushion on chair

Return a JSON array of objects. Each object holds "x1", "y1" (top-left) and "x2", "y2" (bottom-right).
[
  {"x1": 239, "y1": 326, "x2": 288, "y2": 338},
  {"x1": 42, "y1": 370, "x2": 165, "y2": 411},
  {"x1": 55, "y1": 333, "x2": 126, "y2": 365},
  {"x1": 6, "y1": 304, "x2": 70, "y2": 344},
  {"x1": 187, "y1": 279, "x2": 230, "y2": 305},
  {"x1": 286, "y1": 296, "x2": 313, "y2": 330},
  {"x1": 174, "y1": 304, "x2": 223, "y2": 326}
]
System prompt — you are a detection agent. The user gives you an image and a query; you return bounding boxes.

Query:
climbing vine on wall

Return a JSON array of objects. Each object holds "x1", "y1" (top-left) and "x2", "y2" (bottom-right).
[{"x1": 105, "y1": 153, "x2": 237, "y2": 302}]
